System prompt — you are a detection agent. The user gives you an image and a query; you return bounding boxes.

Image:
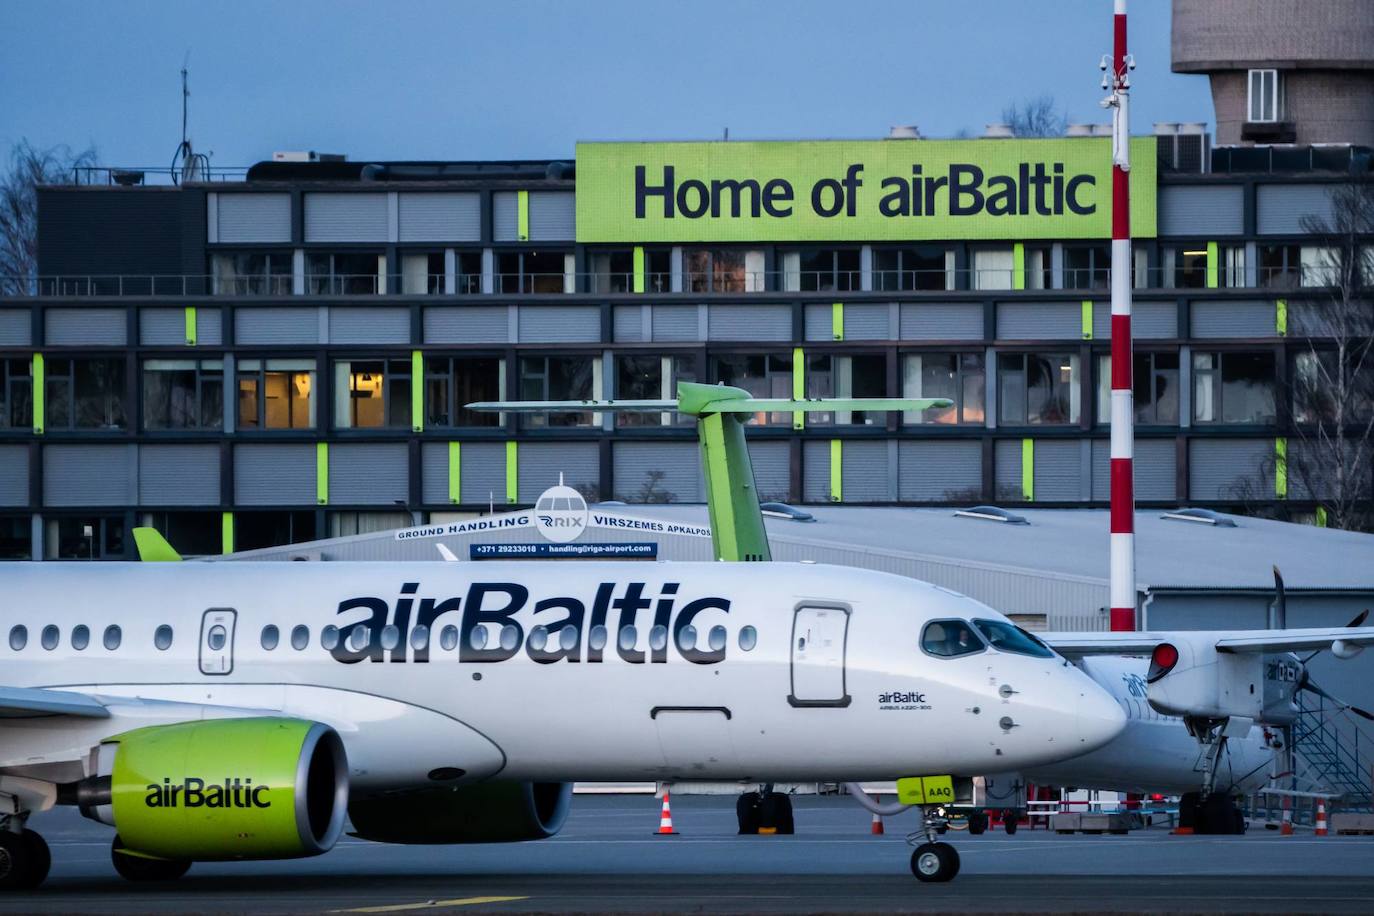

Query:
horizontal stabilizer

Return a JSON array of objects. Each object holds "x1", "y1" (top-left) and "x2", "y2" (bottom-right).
[{"x1": 1044, "y1": 627, "x2": 1374, "y2": 658}]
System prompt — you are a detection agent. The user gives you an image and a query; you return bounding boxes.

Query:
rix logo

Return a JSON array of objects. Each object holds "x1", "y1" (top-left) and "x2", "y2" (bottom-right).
[
  {"x1": 144, "y1": 777, "x2": 270, "y2": 809},
  {"x1": 538, "y1": 515, "x2": 584, "y2": 529}
]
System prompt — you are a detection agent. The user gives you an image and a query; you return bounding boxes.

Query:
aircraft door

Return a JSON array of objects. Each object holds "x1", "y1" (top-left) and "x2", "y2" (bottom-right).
[
  {"x1": 789, "y1": 605, "x2": 850, "y2": 707},
  {"x1": 199, "y1": 608, "x2": 237, "y2": 675}
]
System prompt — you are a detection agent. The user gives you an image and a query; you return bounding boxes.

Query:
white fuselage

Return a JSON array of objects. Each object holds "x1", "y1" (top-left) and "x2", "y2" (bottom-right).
[{"x1": 0, "y1": 562, "x2": 1125, "y2": 793}]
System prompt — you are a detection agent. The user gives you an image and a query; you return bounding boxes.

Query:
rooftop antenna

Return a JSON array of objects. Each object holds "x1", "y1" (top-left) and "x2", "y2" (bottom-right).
[
  {"x1": 172, "y1": 55, "x2": 209, "y2": 183},
  {"x1": 723, "y1": 127, "x2": 729, "y2": 141}
]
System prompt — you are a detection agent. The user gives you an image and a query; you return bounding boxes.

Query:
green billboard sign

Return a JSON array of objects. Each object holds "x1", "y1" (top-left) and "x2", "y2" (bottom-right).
[{"x1": 575, "y1": 138, "x2": 1157, "y2": 243}]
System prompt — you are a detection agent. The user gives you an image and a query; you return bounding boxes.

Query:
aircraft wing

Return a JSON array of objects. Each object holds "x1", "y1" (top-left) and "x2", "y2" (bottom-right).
[
  {"x1": 1043, "y1": 627, "x2": 1374, "y2": 658},
  {"x1": 0, "y1": 685, "x2": 110, "y2": 719}
]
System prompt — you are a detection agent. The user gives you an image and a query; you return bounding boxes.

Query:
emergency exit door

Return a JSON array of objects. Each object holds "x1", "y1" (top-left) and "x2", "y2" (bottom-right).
[
  {"x1": 199, "y1": 608, "x2": 237, "y2": 675},
  {"x1": 788, "y1": 605, "x2": 850, "y2": 707}
]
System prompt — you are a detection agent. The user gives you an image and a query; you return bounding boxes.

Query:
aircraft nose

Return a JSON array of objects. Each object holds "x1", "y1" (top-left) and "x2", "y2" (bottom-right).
[{"x1": 1075, "y1": 682, "x2": 1127, "y2": 752}]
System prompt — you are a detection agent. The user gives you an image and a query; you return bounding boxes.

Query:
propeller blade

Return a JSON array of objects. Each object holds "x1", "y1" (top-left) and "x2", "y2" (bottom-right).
[
  {"x1": 1302, "y1": 678, "x2": 1374, "y2": 720},
  {"x1": 1272, "y1": 565, "x2": 1287, "y2": 630}
]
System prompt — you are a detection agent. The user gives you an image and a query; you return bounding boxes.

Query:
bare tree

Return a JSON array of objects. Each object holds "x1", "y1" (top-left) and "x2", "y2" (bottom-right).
[
  {"x1": 1001, "y1": 95, "x2": 1068, "y2": 138},
  {"x1": 1284, "y1": 181, "x2": 1374, "y2": 531},
  {"x1": 0, "y1": 140, "x2": 98, "y2": 295}
]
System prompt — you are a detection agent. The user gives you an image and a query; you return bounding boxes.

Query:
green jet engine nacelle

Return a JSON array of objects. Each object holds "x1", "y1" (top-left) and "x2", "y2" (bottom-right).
[
  {"x1": 81, "y1": 717, "x2": 349, "y2": 861},
  {"x1": 468, "y1": 381, "x2": 951, "y2": 563}
]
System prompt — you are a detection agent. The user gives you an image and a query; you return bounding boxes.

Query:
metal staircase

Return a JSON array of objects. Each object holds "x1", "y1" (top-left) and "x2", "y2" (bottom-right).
[{"x1": 1291, "y1": 694, "x2": 1373, "y2": 812}]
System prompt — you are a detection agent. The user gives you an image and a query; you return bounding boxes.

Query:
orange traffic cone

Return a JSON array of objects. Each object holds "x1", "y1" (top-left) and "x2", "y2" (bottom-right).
[
  {"x1": 1315, "y1": 798, "x2": 1328, "y2": 837},
  {"x1": 870, "y1": 794, "x2": 885, "y2": 834},
  {"x1": 655, "y1": 791, "x2": 679, "y2": 835},
  {"x1": 1281, "y1": 796, "x2": 1294, "y2": 836}
]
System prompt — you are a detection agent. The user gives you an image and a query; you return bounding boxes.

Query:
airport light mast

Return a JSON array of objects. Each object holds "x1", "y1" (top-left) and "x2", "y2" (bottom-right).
[{"x1": 1103, "y1": 0, "x2": 1136, "y2": 631}]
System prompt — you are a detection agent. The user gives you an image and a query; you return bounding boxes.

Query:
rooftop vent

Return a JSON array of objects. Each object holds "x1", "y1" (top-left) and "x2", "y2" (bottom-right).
[
  {"x1": 954, "y1": 506, "x2": 1028, "y2": 525},
  {"x1": 888, "y1": 125, "x2": 921, "y2": 139},
  {"x1": 1066, "y1": 124, "x2": 1094, "y2": 137},
  {"x1": 272, "y1": 151, "x2": 347, "y2": 163},
  {"x1": 760, "y1": 502, "x2": 816, "y2": 522},
  {"x1": 1161, "y1": 508, "x2": 1236, "y2": 527},
  {"x1": 983, "y1": 124, "x2": 1014, "y2": 138}
]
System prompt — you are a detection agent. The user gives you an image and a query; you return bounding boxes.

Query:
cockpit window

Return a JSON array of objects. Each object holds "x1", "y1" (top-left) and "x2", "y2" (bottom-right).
[
  {"x1": 972, "y1": 619, "x2": 1055, "y2": 658},
  {"x1": 921, "y1": 620, "x2": 985, "y2": 658}
]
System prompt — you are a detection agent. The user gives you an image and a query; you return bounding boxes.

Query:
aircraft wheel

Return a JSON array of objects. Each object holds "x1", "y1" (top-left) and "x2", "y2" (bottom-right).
[
  {"x1": 18, "y1": 831, "x2": 49, "y2": 889},
  {"x1": 910, "y1": 842, "x2": 960, "y2": 882},
  {"x1": 0, "y1": 831, "x2": 32, "y2": 890},
  {"x1": 1004, "y1": 812, "x2": 1018, "y2": 835},
  {"x1": 760, "y1": 792, "x2": 795, "y2": 835},
  {"x1": 968, "y1": 812, "x2": 988, "y2": 835},
  {"x1": 111, "y1": 836, "x2": 191, "y2": 882},
  {"x1": 736, "y1": 792, "x2": 761, "y2": 834}
]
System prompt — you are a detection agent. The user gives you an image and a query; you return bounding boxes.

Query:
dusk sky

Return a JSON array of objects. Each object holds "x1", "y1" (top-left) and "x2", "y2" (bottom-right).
[{"x1": 3, "y1": 0, "x2": 1213, "y2": 168}]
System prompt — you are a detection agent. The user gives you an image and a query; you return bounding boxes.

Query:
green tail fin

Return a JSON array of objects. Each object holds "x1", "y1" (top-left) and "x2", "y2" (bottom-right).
[{"x1": 132, "y1": 528, "x2": 182, "y2": 562}]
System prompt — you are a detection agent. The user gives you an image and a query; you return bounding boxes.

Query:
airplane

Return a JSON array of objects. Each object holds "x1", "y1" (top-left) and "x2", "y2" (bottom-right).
[{"x1": 0, "y1": 385, "x2": 1135, "y2": 891}]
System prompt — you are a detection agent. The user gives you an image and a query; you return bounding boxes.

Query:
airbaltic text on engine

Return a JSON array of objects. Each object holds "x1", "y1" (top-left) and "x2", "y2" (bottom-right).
[
  {"x1": 330, "y1": 581, "x2": 730, "y2": 665},
  {"x1": 145, "y1": 777, "x2": 271, "y2": 809}
]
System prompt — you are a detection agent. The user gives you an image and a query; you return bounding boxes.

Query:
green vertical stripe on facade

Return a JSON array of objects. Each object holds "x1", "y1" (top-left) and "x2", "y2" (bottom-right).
[
  {"x1": 792, "y1": 346, "x2": 805, "y2": 430},
  {"x1": 31, "y1": 353, "x2": 44, "y2": 435},
  {"x1": 1316, "y1": 506, "x2": 1328, "y2": 528},
  {"x1": 831, "y1": 302, "x2": 844, "y2": 340},
  {"x1": 632, "y1": 246, "x2": 646, "y2": 293},
  {"x1": 829, "y1": 439, "x2": 842, "y2": 503},
  {"x1": 1081, "y1": 301, "x2": 1093, "y2": 339},
  {"x1": 221, "y1": 512, "x2": 234, "y2": 555},
  {"x1": 448, "y1": 441, "x2": 462, "y2": 504},
  {"x1": 1012, "y1": 242, "x2": 1026, "y2": 290},
  {"x1": 316, "y1": 442, "x2": 329, "y2": 505},
  {"x1": 517, "y1": 190, "x2": 530, "y2": 241},
  {"x1": 1275, "y1": 437, "x2": 1287, "y2": 498},
  {"x1": 1205, "y1": 241, "x2": 1219, "y2": 289},
  {"x1": 505, "y1": 440, "x2": 518, "y2": 503},
  {"x1": 1021, "y1": 438, "x2": 1035, "y2": 501},
  {"x1": 1276, "y1": 298, "x2": 1288, "y2": 336},
  {"x1": 411, "y1": 350, "x2": 424, "y2": 431},
  {"x1": 184, "y1": 306, "x2": 197, "y2": 346}
]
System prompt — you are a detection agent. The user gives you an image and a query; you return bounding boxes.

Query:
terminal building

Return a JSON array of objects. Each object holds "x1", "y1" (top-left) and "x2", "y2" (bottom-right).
[{"x1": 0, "y1": 0, "x2": 1371, "y2": 562}]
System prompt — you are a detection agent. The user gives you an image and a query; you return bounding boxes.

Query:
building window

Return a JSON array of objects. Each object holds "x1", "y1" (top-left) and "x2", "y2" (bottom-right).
[
  {"x1": 234, "y1": 511, "x2": 317, "y2": 551},
  {"x1": 588, "y1": 249, "x2": 670, "y2": 294},
  {"x1": 328, "y1": 511, "x2": 413, "y2": 538},
  {"x1": 307, "y1": 252, "x2": 385, "y2": 295},
  {"x1": 45, "y1": 358, "x2": 126, "y2": 431},
  {"x1": 873, "y1": 246, "x2": 954, "y2": 291},
  {"x1": 1261, "y1": 244, "x2": 1339, "y2": 288},
  {"x1": 44, "y1": 515, "x2": 125, "y2": 560},
  {"x1": 998, "y1": 353, "x2": 1080, "y2": 425},
  {"x1": 972, "y1": 248, "x2": 1013, "y2": 290},
  {"x1": 903, "y1": 353, "x2": 986, "y2": 425},
  {"x1": 142, "y1": 359, "x2": 223, "y2": 430},
  {"x1": 496, "y1": 251, "x2": 569, "y2": 294},
  {"x1": 1248, "y1": 69, "x2": 1282, "y2": 123},
  {"x1": 805, "y1": 354, "x2": 888, "y2": 425},
  {"x1": 1064, "y1": 244, "x2": 1111, "y2": 291},
  {"x1": 333, "y1": 359, "x2": 411, "y2": 429},
  {"x1": 615, "y1": 355, "x2": 698, "y2": 427},
  {"x1": 518, "y1": 355, "x2": 599, "y2": 428},
  {"x1": 401, "y1": 252, "x2": 445, "y2": 295},
  {"x1": 1166, "y1": 245, "x2": 1245, "y2": 289},
  {"x1": 1292, "y1": 350, "x2": 1372, "y2": 425},
  {"x1": 425, "y1": 356, "x2": 504, "y2": 428},
  {"x1": 237, "y1": 359, "x2": 316, "y2": 429},
  {"x1": 683, "y1": 249, "x2": 765, "y2": 293},
  {"x1": 710, "y1": 353, "x2": 794, "y2": 425},
  {"x1": 1096, "y1": 353, "x2": 1179, "y2": 426},
  {"x1": 0, "y1": 516, "x2": 30, "y2": 560},
  {"x1": 1192, "y1": 351, "x2": 1276, "y2": 424},
  {"x1": 780, "y1": 249, "x2": 861, "y2": 292},
  {"x1": 0, "y1": 359, "x2": 33, "y2": 429},
  {"x1": 211, "y1": 252, "x2": 293, "y2": 296},
  {"x1": 138, "y1": 511, "x2": 223, "y2": 557}
]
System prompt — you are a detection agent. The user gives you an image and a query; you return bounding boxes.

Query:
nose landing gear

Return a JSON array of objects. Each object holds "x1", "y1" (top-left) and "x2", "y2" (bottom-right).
[{"x1": 907, "y1": 806, "x2": 961, "y2": 882}]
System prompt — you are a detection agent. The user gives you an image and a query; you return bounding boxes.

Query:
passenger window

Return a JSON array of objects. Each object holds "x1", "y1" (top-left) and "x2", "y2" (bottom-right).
[
  {"x1": 71, "y1": 625, "x2": 90, "y2": 651},
  {"x1": 347, "y1": 627, "x2": 370, "y2": 652},
  {"x1": 410, "y1": 625, "x2": 430, "y2": 651},
  {"x1": 971, "y1": 619, "x2": 1054, "y2": 658},
  {"x1": 380, "y1": 625, "x2": 400, "y2": 651},
  {"x1": 649, "y1": 625, "x2": 668, "y2": 651},
  {"x1": 709, "y1": 625, "x2": 727, "y2": 652},
  {"x1": 527, "y1": 626, "x2": 549, "y2": 652},
  {"x1": 41, "y1": 625, "x2": 59, "y2": 651},
  {"x1": 618, "y1": 626, "x2": 638, "y2": 652},
  {"x1": 9, "y1": 625, "x2": 27, "y2": 651},
  {"x1": 921, "y1": 620, "x2": 985, "y2": 658},
  {"x1": 677, "y1": 625, "x2": 697, "y2": 652},
  {"x1": 439, "y1": 625, "x2": 459, "y2": 651},
  {"x1": 261, "y1": 625, "x2": 280, "y2": 651},
  {"x1": 558, "y1": 626, "x2": 577, "y2": 651},
  {"x1": 207, "y1": 625, "x2": 227, "y2": 651},
  {"x1": 588, "y1": 625, "x2": 608, "y2": 652},
  {"x1": 103, "y1": 625, "x2": 122, "y2": 651},
  {"x1": 738, "y1": 625, "x2": 757, "y2": 651},
  {"x1": 290, "y1": 625, "x2": 309, "y2": 650},
  {"x1": 154, "y1": 625, "x2": 173, "y2": 650},
  {"x1": 321, "y1": 626, "x2": 340, "y2": 650},
  {"x1": 468, "y1": 625, "x2": 488, "y2": 651},
  {"x1": 499, "y1": 625, "x2": 520, "y2": 651}
]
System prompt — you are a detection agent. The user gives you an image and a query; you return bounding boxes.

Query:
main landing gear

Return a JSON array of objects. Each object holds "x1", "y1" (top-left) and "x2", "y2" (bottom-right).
[
  {"x1": 736, "y1": 784, "x2": 795, "y2": 835},
  {"x1": 0, "y1": 821, "x2": 50, "y2": 890},
  {"x1": 907, "y1": 806, "x2": 960, "y2": 883}
]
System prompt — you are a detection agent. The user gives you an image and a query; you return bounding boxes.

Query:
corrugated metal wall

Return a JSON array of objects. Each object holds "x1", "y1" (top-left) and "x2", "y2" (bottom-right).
[
  {"x1": 138, "y1": 444, "x2": 220, "y2": 505},
  {"x1": 652, "y1": 306, "x2": 699, "y2": 341},
  {"x1": 748, "y1": 440, "x2": 790, "y2": 502},
  {"x1": 528, "y1": 192, "x2": 575, "y2": 240},
  {"x1": 840, "y1": 440, "x2": 891, "y2": 502},
  {"x1": 802, "y1": 440, "x2": 831, "y2": 503},
  {"x1": 140, "y1": 308, "x2": 223, "y2": 346},
  {"x1": 1189, "y1": 438, "x2": 1272, "y2": 500},
  {"x1": 458, "y1": 442, "x2": 507, "y2": 504},
  {"x1": 1032, "y1": 439, "x2": 1082, "y2": 501},
  {"x1": 420, "y1": 442, "x2": 451, "y2": 504},
  {"x1": 1256, "y1": 184, "x2": 1334, "y2": 235},
  {"x1": 0, "y1": 310, "x2": 30, "y2": 347},
  {"x1": 517, "y1": 306, "x2": 600, "y2": 343},
  {"x1": 236, "y1": 308, "x2": 321, "y2": 345},
  {"x1": 0, "y1": 445, "x2": 29, "y2": 506},
  {"x1": 1158, "y1": 185, "x2": 1245, "y2": 236},
  {"x1": 425, "y1": 307, "x2": 509, "y2": 344},
  {"x1": 329, "y1": 308, "x2": 409, "y2": 344},
  {"x1": 998, "y1": 302, "x2": 1080, "y2": 340},
  {"x1": 900, "y1": 303, "x2": 983, "y2": 340},
  {"x1": 994, "y1": 439, "x2": 1023, "y2": 501},
  {"x1": 234, "y1": 444, "x2": 317, "y2": 505},
  {"x1": 1093, "y1": 300, "x2": 1176, "y2": 339},
  {"x1": 216, "y1": 193, "x2": 292, "y2": 243},
  {"x1": 613, "y1": 306, "x2": 645, "y2": 342},
  {"x1": 613, "y1": 441, "x2": 702, "y2": 503},
  {"x1": 304, "y1": 193, "x2": 389, "y2": 242},
  {"x1": 1191, "y1": 300, "x2": 1277, "y2": 338},
  {"x1": 898, "y1": 440, "x2": 981, "y2": 501},
  {"x1": 46, "y1": 309, "x2": 126, "y2": 346},
  {"x1": 517, "y1": 441, "x2": 598, "y2": 502},
  {"x1": 492, "y1": 192, "x2": 518, "y2": 241},
  {"x1": 398, "y1": 192, "x2": 480, "y2": 242},
  {"x1": 707, "y1": 305, "x2": 791, "y2": 341},
  {"x1": 43, "y1": 444, "x2": 133, "y2": 506},
  {"x1": 1092, "y1": 438, "x2": 1176, "y2": 501},
  {"x1": 330, "y1": 443, "x2": 409, "y2": 504}
]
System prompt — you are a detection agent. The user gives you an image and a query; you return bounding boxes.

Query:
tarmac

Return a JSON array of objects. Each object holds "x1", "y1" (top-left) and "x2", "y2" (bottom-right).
[{"x1": 3, "y1": 795, "x2": 1373, "y2": 914}]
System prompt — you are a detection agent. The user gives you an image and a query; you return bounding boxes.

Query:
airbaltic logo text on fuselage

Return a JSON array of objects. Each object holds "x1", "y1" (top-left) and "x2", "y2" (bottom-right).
[
  {"x1": 145, "y1": 777, "x2": 270, "y2": 808},
  {"x1": 330, "y1": 581, "x2": 731, "y2": 666},
  {"x1": 878, "y1": 689, "x2": 931, "y2": 711}
]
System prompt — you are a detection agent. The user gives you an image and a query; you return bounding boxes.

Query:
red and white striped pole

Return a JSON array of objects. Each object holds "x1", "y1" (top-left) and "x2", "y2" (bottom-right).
[{"x1": 1107, "y1": 0, "x2": 1135, "y2": 632}]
